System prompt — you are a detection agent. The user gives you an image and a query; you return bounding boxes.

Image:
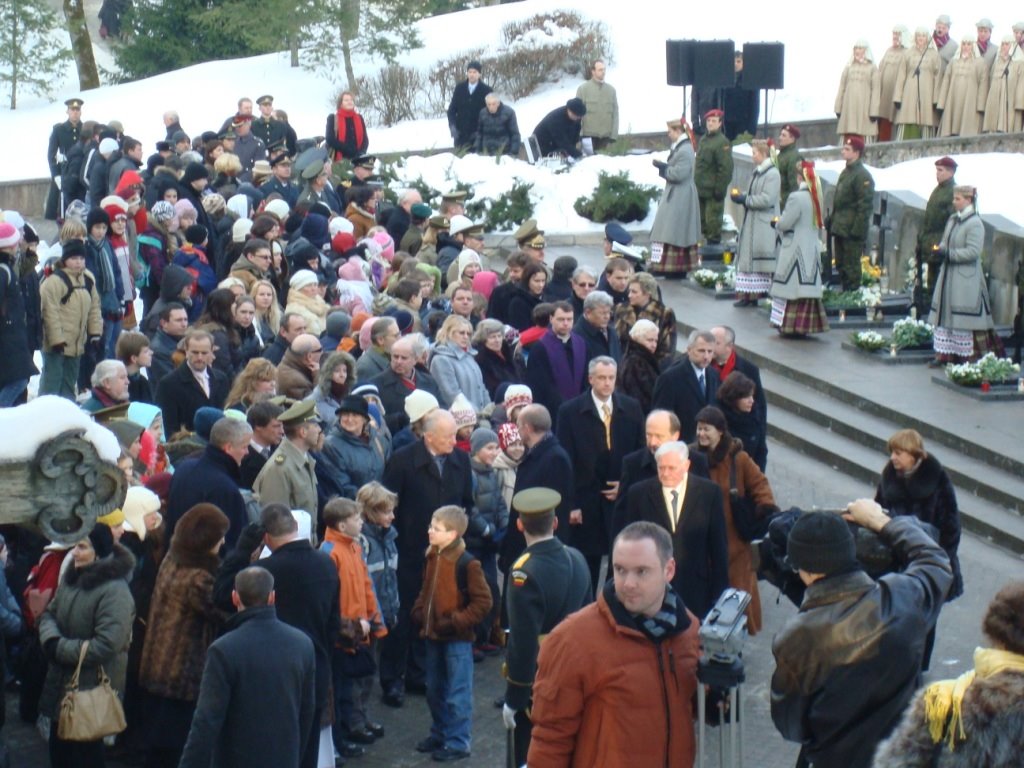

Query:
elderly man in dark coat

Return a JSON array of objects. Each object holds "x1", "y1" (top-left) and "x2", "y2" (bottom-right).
[
  {"x1": 533, "y1": 98, "x2": 586, "y2": 159},
  {"x1": 556, "y1": 357, "x2": 644, "y2": 591},
  {"x1": 370, "y1": 336, "x2": 442, "y2": 434},
  {"x1": 179, "y1": 567, "x2": 316, "y2": 768},
  {"x1": 651, "y1": 329, "x2": 720, "y2": 443},
  {"x1": 475, "y1": 93, "x2": 521, "y2": 156},
  {"x1": 381, "y1": 410, "x2": 473, "y2": 704},
  {"x1": 574, "y1": 290, "x2": 621, "y2": 365}
]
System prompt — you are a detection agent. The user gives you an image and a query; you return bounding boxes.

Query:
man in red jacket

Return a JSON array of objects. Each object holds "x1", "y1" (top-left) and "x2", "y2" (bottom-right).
[{"x1": 529, "y1": 521, "x2": 700, "y2": 767}]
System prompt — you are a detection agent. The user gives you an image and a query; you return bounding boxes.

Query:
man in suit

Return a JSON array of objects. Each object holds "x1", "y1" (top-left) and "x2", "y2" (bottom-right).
[
  {"x1": 370, "y1": 336, "x2": 441, "y2": 434},
  {"x1": 447, "y1": 60, "x2": 492, "y2": 151},
  {"x1": 557, "y1": 357, "x2": 644, "y2": 591},
  {"x1": 710, "y1": 325, "x2": 767, "y2": 430},
  {"x1": 574, "y1": 291, "x2": 621, "y2": 365},
  {"x1": 525, "y1": 301, "x2": 587, "y2": 428},
  {"x1": 651, "y1": 329, "x2": 720, "y2": 443},
  {"x1": 240, "y1": 401, "x2": 284, "y2": 489},
  {"x1": 612, "y1": 409, "x2": 709, "y2": 538},
  {"x1": 156, "y1": 329, "x2": 230, "y2": 435},
  {"x1": 624, "y1": 441, "x2": 728, "y2": 619}
]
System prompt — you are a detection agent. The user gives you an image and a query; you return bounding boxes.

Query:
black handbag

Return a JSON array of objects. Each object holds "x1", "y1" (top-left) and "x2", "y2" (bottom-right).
[
  {"x1": 338, "y1": 645, "x2": 376, "y2": 679},
  {"x1": 729, "y1": 459, "x2": 771, "y2": 542}
]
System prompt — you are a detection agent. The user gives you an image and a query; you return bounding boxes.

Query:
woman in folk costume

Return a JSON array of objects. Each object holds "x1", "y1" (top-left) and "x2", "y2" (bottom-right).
[
  {"x1": 877, "y1": 26, "x2": 910, "y2": 141},
  {"x1": 649, "y1": 117, "x2": 701, "y2": 278},
  {"x1": 894, "y1": 27, "x2": 942, "y2": 140},
  {"x1": 769, "y1": 161, "x2": 829, "y2": 337},
  {"x1": 937, "y1": 38, "x2": 988, "y2": 137},
  {"x1": 325, "y1": 91, "x2": 369, "y2": 162},
  {"x1": 927, "y1": 185, "x2": 1000, "y2": 365},
  {"x1": 982, "y1": 36, "x2": 1024, "y2": 134},
  {"x1": 834, "y1": 40, "x2": 881, "y2": 141},
  {"x1": 731, "y1": 139, "x2": 780, "y2": 307}
]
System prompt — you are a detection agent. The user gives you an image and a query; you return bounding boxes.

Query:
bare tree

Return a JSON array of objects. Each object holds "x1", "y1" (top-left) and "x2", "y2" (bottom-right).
[{"x1": 63, "y1": 0, "x2": 99, "y2": 90}]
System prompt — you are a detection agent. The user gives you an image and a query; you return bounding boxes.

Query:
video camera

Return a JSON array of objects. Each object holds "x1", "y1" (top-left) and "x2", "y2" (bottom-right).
[{"x1": 699, "y1": 589, "x2": 751, "y2": 666}]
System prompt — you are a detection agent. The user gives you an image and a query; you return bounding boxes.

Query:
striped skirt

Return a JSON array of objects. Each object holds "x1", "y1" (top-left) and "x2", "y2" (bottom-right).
[
  {"x1": 651, "y1": 243, "x2": 698, "y2": 275},
  {"x1": 771, "y1": 298, "x2": 829, "y2": 335}
]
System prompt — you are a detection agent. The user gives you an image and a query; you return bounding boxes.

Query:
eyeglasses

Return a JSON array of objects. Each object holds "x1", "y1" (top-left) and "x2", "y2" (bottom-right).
[
  {"x1": 113, "y1": 215, "x2": 128, "y2": 222},
  {"x1": 576, "y1": 281, "x2": 596, "y2": 288}
]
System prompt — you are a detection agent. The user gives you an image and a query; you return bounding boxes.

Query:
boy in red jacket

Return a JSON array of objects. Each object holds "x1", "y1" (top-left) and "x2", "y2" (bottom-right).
[{"x1": 411, "y1": 505, "x2": 492, "y2": 763}]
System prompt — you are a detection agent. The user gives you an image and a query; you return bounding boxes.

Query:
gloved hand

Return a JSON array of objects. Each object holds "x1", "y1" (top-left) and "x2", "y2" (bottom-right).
[
  {"x1": 651, "y1": 159, "x2": 667, "y2": 170},
  {"x1": 894, "y1": 102, "x2": 901, "y2": 110},
  {"x1": 935, "y1": 247, "x2": 949, "y2": 261},
  {"x1": 87, "y1": 336, "x2": 102, "y2": 356},
  {"x1": 502, "y1": 703, "x2": 517, "y2": 730},
  {"x1": 236, "y1": 523, "x2": 266, "y2": 555},
  {"x1": 51, "y1": 342, "x2": 67, "y2": 354},
  {"x1": 731, "y1": 192, "x2": 746, "y2": 205}
]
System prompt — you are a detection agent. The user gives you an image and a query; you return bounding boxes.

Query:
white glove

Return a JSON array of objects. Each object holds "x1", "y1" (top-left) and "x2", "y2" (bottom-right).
[
  {"x1": 502, "y1": 703, "x2": 517, "y2": 730},
  {"x1": 54, "y1": 177, "x2": 62, "y2": 191}
]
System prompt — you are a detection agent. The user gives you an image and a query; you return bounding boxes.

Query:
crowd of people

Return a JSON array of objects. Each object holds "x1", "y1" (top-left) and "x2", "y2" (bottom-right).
[
  {"x1": 834, "y1": 16, "x2": 1024, "y2": 142},
  {"x1": 0, "y1": 42, "x2": 1018, "y2": 767}
]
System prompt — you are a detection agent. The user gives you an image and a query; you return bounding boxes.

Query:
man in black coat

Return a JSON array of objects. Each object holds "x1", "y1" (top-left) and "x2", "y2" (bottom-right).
[
  {"x1": 612, "y1": 409, "x2": 709, "y2": 538},
  {"x1": 475, "y1": 94, "x2": 521, "y2": 156},
  {"x1": 624, "y1": 441, "x2": 728, "y2": 619},
  {"x1": 533, "y1": 98, "x2": 586, "y2": 159},
  {"x1": 381, "y1": 410, "x2": 473, "y2": 702},
  {"x1": 370, "y1": 336, "x2": 441, "y2": 434},
  {"x1": 261, "y1": 312, "x2": 308, "y2": 366},
  {"x1": 179, "y1": 566, "x2": 316, "y2": 768},
  {"x1": 502, "y1": 405, "x2": 574, "y2": 573},
  {"x1": 556, "y1": 357, "x2": 644, "y2": 591},
  {"x1": 156, "y1": 330, "x2": 230, "y2": 435},
  {"x1": 651, "y1": 329, "x2": 720, "y2": 443},
  {"x1": 215, "y1": 505, "x2": 342, "y2": 768},
  {"x1": 167, "y1": 417, "x2": 251, "y2": 547},
  {"x1": 574, "y1": 290, "x2": 621, "y2": 365},
  {"x1": 447, "y1": 60, "x2": 492, "y2": 151},
  {"x1": 46, "y1": 98, "x2": 83, "y2": 219},
  {"x1": 525, "y1": 302, "x2": 587, "y2": 428}
]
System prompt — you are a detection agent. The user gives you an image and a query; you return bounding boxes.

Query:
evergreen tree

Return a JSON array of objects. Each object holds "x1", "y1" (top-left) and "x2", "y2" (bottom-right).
[{"x1": 0, "y1": 0, "x2": 71, "y2": 108}]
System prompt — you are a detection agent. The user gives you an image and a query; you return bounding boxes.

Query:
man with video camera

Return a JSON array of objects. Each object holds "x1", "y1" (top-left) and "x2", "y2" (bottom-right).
[{"x1": 770, "y1": 500, "x2": 952, "y2": 768}]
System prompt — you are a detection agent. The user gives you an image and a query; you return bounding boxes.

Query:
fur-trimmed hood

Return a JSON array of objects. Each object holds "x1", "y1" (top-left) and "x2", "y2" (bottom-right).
[
  {"x1": 64, "y1": 543, "x2": 135, "y2": 590},
  {"x1": 878, "y1": 453, "x2": 945, "y2": 503},
  {"x1": 695, "y1": 435, "x2": 743, "y2": 469}
]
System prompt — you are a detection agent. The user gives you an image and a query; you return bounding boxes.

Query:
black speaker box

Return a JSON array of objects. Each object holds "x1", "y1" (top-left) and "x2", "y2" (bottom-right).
[
  {"x1": 666, "y1": 40, "x2": 696, "y2": 86},
  {"x1": 742, "y1": 42, "x2": 785, "y2": 89},
  {"x1": 692, "y1": 41, "x2": 735, "y2": 88}
]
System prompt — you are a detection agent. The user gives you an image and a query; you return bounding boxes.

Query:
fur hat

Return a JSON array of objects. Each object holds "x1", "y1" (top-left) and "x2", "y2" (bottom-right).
[
  {"x1": 171, "y1": 503, "x2": 230, "y2": 556},
  {"x1": 449, "y1": 393, "x2": 477, "y2": 430},
  {"x1": 182, "y1": 162, "x2": 210, "y2": 185},
  {"x1": 470, "y1": 427, "x2": 499, "y2": 456},
  {"x1": 121, "y1": 486, "x2": 162, "y2": 542},
  {"x1": 467, "y1": 60, "x2": 482, "y2": 73},
  {"x1": 786, "y1": 512, "x2": 858, "y2": 576},
  {"x1": 336, "y1": 394, "x2": 369, "y2": 419},
  {"x1": 404, "y1": 389, "x2": 439, "y2": 423},
  {"x1": 202, "y1": 193, "x2": 226, "y2": 216},
  {"x1": 290, "y1": 269, "x2": 319, "y2": 290}
]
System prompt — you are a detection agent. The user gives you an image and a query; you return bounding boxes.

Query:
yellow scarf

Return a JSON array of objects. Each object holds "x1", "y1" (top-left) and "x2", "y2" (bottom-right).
[{"x1": 924, "y1": 647, "x2": 1024, "y2": 749}]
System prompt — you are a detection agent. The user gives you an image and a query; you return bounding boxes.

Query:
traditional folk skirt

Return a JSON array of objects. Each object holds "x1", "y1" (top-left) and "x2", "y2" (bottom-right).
[
  {"x1": 933, "y1": 326, "x2": 1004, "y2": 360},
  {"x1": 651, "y1": 243, "x2": 698, "y2": 275},
  {"x1": 735, "y1": 271, "x2": 773, "y2": 295},
  {"x1": 771, "y1": 298, "x2": 829, "y2": 335}
]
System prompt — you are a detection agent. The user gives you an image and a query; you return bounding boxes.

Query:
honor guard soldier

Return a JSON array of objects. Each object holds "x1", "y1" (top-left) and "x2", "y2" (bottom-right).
[
  {"x1": 263, "y1": 152, "x2": 299, "y2": 208},
  {"x1": 502, "y1": 487, "x2": 592, "y2": 767},
  {"x1": 253, "y1": 95, "x2": 287, "y2": 149},
  {"x1": 829, "y1": 134, "x2": 875, "y2": 291},
  {"x1": 252, "y1": 399, "x2": 322, "y2": 537},
  {"x1": 513, "y1": 219, "x2": 547, "y2": 266},
  {"x1": 694, "y1": 108, "x2": 734, "y2": 246},
  {"x1": 46, "y1": 97, "x2": 84, "y2": 219}
]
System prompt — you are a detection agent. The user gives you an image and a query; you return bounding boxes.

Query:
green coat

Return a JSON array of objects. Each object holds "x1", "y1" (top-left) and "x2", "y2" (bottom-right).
[
  {"x1": 830, "y1": 160, "x2": 874, "y2": 240},
  {"x1": 776, "y1": 143, "x2": 802, "y2": 209},
  {"x1": 575, "y1": 79, "x2": 619, "y2": 140},
  {"x1": 694, "y1": 130, "x2": 734, "y2": 199},
  {"x1": 918, "y1": 179, "x2": 955, "y2": 254},
  {"x1": 253, "y1": 438, "x2": 319, "y2": 531}
]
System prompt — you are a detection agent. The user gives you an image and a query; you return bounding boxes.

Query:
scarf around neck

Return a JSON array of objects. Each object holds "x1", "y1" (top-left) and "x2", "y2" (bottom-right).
[
  {"x1": 603, "y1": 579, "x2": 690, "y2": 642},
  {"x1": 334, "y1": 108, "x2": 365, "y2": 151}
]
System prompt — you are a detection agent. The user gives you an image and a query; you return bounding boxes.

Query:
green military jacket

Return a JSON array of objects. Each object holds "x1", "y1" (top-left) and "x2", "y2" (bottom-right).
[
  {"x1": 918, "y1": 179, "x2": 955, "y2": 254},
  {"x1": 694, "y1": 130, "x2": 734, "y2": 199},
  {"x1": 831, "y1": 159, "x2": 874, "y2": 240},
  {"x1": 253, "y1": 437, "x2": 319, "y2": 532},
  {"x1": 776, "y1": 143, "x2": 802, "y2": 209}
]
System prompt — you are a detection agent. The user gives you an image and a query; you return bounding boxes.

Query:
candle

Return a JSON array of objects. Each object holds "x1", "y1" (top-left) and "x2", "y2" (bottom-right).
[
  {"x1": 890, "y1": 344, "x2": 897, "y2": 357},
  {"x1": 981, "y1": 381, "x2": 991, "y2": 393},
  {"x1": 731, "y1": 188, "x2": 739, "y2": 196},
  {"x1": 839, "y1": 310, "x2": 846, "y2": 322},
  {"x1": 1018, "y1": 378, "x2": 1024, "y2": 393}
]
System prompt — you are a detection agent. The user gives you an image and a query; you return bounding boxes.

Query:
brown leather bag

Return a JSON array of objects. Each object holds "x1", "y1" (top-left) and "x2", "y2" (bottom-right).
[{"x1": 57, "y1": 640, "x2": 127, "y2": 742}]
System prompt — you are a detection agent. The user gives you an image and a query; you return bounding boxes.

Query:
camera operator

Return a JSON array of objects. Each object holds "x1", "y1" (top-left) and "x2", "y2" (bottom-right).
[{"x1": 770, "y1": 500, "x2": 952, "y2": 768}]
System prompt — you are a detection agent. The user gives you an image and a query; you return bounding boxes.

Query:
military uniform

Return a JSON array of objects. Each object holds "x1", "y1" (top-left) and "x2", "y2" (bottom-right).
[
  {"x1": 694, "y1": 127, "x2": 734, "y2": 243},
  {"x1": 918, "y1": 177, "x2": 955, "y2": 300},
  {"x1": 261, "y1": 155, "x2": 300, "y2": 208},
  {"x1": 776, "y1": 141, "x2": 802, "y2": 210},
  {"x1": 252, "y1": 400, "x2": 320, "y2": 535},
  {"x1": 253, "y1": 116, "x2": 287, "y2": 149},
  {"x1": 830, "y1": 156, "x2": 875, "y2": 291},
  {"x1": 45, "y1": 99, "x2": 83, "y2": 220},
  {"x1": 503, "y1": 488, "x2": 592, "y2": 766}
]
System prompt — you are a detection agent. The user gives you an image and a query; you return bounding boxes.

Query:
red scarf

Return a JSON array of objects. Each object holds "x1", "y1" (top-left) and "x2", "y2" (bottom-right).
[
  {"x1": 335, "y1": 108, "x2": 365, "y2": 153},
  {"x1": 977, "y1": 39, "x2": 989, "y2": 55},
  {"x1": 713, "y1": 350, "x2": 736, "y2": 380},
  {"x1": 933, "y1": 31, "x2": 950, "y2": 49}
]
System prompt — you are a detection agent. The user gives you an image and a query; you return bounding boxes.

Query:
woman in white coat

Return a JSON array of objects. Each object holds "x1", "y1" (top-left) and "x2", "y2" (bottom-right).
[
  {"x1": 894, "y1": 28, "x2": 941, "y2": 140},
  {"x1": 835, "y1": 41, "x2": 881, "y2": 140},
  {"x1": 731, "y1": 140, "x2": 780, "y2": 306},
  {"x1": 770, "y1": 161, "x2": 829, "y2": 337}
]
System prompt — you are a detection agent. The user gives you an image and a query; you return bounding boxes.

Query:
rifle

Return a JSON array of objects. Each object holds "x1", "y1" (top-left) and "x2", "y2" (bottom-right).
[
  {"x1": 912, "y1": 243, "x2": 927, "y2": 318},
  {"x1": 823, "y1": 215, "x2": 835, "y2": 286}
]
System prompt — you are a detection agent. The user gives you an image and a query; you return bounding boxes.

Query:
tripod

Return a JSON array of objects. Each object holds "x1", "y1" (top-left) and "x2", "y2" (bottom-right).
[{"x1": 696, "y1": 656, "x2": 746, "y2": 768}]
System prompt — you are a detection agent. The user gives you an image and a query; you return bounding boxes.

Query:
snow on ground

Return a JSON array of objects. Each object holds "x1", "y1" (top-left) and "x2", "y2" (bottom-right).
[
  {"x1": 2, "y1": 0, "x2": 1022, "y2": 227},
  {"x1": 0, "y1": 396, "x2": 120, "y2": 463}
]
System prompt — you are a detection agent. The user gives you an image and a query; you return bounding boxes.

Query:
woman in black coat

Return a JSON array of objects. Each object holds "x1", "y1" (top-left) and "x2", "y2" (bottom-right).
[
  {"x1": 195, "y1": 288, "x2": 241, "y2": 380},
  {"x1": 616, "y1": 319, "x2": 661, "y2": 414},
  {"x1": 506, "y1": 261, "x2": 548, "y2": 332},
  {"x1": 471, "y1": 319, "x2": 520, "y2": 399},
  {"x1": 325, "y1": 91, "x2": 369, "y2": 161},
  {"x1": 716, "y1": 371, "x2": 768, "y2": 472}
]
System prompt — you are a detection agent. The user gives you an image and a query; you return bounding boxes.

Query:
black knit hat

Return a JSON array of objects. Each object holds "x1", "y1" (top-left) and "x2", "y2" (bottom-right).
[
  {"x1": 60, "y1": 238, "x2": 87, "y2": 262},
  {"x1": 182, "y1": 162, "x2": 210, "y2": 185},
  {"x1": 786, "y1": 512, "x2": 858, "y2": 576},
  {"x1": 88, "y1": 523, "x2": 115, "y2": 559},
  {"x1": 567, "y1": 98, "x2": 587, "y2": 117},
  {"x1": 185, "y1": 224, "x2": 208, "y2": 245},
  {"x1": 86, "y1": 207, "x2": 110, "y2": 231}
]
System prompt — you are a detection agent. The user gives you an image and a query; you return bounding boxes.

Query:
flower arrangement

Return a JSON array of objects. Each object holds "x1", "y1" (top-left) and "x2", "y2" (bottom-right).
[
  {"x1": 691, "y1": 268, "x2": 720, "y2": 288},
  {"x1": 890, "y1": 318, "x2": 933, "y2": 349},
  {"x1": 852, "y1": 330, "x2": 887, "y2": 351},
  {"x1": 823, "y1": 285, "x2": 882, "y2": 309},
  {"x1": 860, "y1": 255, "x2": 882, "y2": 287},
  {"x1": 719, "y1": 265, "x2": 736, "y2": 289},
  {"x1": 945, "y1": 353, "x2": 1021, "y2": 387}
]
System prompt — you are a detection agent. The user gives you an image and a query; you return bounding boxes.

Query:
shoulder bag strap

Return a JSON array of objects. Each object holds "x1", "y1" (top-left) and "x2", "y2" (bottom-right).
[{"x1": 68, "y1": 639, "x2": 90, "y2": 690}]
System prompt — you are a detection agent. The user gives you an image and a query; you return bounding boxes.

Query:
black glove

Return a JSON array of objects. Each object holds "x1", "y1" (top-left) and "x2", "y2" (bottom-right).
[
  {"x1": 87, "y1": 336, "x2": 102, "y2": 356},
  {"x1": 43, "y1": 637, "x2": 59, "y2": 661},
  {"x1": 236, "y1": 523, "x2": 266, "y2": 555},
  {"x1": 731, "y1": 192, "x2": 746, "y2": 205},
  {"x1": 652, "y1": 159, "x2": 667, "y2": 169},
  {"x1": 51, "y1": 342, "x2": 67, "y2": 354},
  {"x1": 935, "y1": 247, "x2": 949, "y2": 261},
  {"x1": 894, "y1": 102, "x2": 901, "y2": 110}
]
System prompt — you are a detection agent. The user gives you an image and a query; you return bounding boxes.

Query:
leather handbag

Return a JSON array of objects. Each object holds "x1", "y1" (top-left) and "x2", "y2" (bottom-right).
[
  {"x1": 57, "y1": 640, "x2": 127, "y2": 742},
  {"x1": 729, "y1": 459, "x2": 771, "y2": 542}
]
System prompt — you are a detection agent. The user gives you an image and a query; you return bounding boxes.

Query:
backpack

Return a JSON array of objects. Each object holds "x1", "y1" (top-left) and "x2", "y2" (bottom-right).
[
  {"x1": 52, "y1": 269, "x2": 94, "y2": 305},
  {"x1": 454, "y1": 550, "x2": 475, "y2": 607}
]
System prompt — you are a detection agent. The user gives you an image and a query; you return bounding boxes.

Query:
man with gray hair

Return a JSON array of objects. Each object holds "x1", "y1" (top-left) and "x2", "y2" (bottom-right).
[
  {"x1": 80, "y1": 359, "x2": 130, "y2": 412},
  {"x1": 651, "y1": 329, "x2": 720, "y2": 442},
  {"x1": 355, "y1": 317, "x2": 399, "y2": 381},
  {"x1": 556, "y1": 355, "x2": 644, "y2": 590},
  {"x1": 167, "y1": 416, "x2": 252, "y2": 546},
  {"x1": 575, "y1": 290, "x2": 621, "y2": 364},
  {"x1": 475, "y1": 92, "x2": 521, "y2": 156},
  {"x1": 276, "y1": 332, "x2": 323, "y2": 400},
  {"x1": 569, "y1": 266, "x2": 597, "y2": 317},
  {"x1": 624, "y1": 440, "x2": 728, "y2": 618},
  {"x1": 386, "y1": 188, "x2": 423, "y2": 246}
]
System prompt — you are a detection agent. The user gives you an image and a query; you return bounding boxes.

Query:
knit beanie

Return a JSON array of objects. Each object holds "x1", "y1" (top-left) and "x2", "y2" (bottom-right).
[
  {"x1": 185, "y1": 224, "x2": 208, "y2": 245},
  {"x1": 332, "y1": 231, "x2": 356, "y2": 256},
  {"x1": 325, "y1": 310, "x2": 351, "y2": 339},
  {"x1": 0, "y1": 223, "x2": 18, "y2": 251},
  {"x1": 174, "y1": 199, "x2": 197, "y2": 220},
  {"x1": 193, "y1": 407, "x2": 225, "y2": 441},
  {"x1": 182, "y1": 162, "x2": 210, "y2": 185},
  {"x1": 786, "y1": 512, "x2": 859, "y2": 576},
  {"x1": 86, "y1": 208, "x2": 110, "y2": 231},
  {"x1": 150, "y1": 200, "x2": 175, "y2": 223},
  {"x1": 498, "y1": 422, "x2": 522, "y2": 452},
  {"x1": 263, "y1": 199, "x2": 290, "y2": 222},
  {"x1": 449, "y1": 393, "x2": 477, "y2": 430},
  {"x1": 300, "y1": 213, "x2": 331, "y2": 250},
  {"x1": 202, "y1": 193, "x2": 226, "y2": 216},
  {"x1": 232, "y1": 217, "x2": 253, "y2": 243},
  {"x1": 60, "y1": 238, "x2": 87, "y2": 262},
  {"x1": 503, "y1": 384, "x2": 533, "y2": 412},
  {"x1": 372, "y1": 230, "x2": 395, "y2": 262},
  {"x1": 470, "y1": 427, "x2": 499, "y2": 456},
  {"x1": 457, "y1": 248, "x2": 481, "y2": 278},
  {"x1": 404, "y1": 389, "x2": 439, "y2": 423},
  {"x1": 88, "y1": 523, "x2": 115, "y2": 559}
]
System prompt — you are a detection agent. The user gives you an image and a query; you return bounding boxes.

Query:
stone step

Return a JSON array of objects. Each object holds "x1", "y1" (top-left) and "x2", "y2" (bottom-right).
[
  {"x1": 767, "y1": 392, "x2": 1024, "y2": 556},
  {"x1": 762, "y1": 368, "x2": 1024, "y2": 517}
]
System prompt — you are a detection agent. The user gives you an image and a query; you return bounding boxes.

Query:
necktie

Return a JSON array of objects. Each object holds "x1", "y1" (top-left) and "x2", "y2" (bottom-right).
[
  {"x1": 670, "y1": 490, "x2": 680, "y2": 531},
  {"x1": 262, "y1": 446, "x2": 272, "y2": 460},
  {"x1": 698, "y1": 371, "x2": 706, "y2": 400},
  {"x1": 601, "y1": 403, "x2": 612, "y2": 449}
]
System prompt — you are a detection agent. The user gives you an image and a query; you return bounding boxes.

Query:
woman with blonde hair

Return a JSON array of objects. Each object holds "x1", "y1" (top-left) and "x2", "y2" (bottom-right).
[
  {"x1": 430, "y1": 314, "x2": 490, "y2": 410},
  {"x1": 251, "y1": 278, "x2": 281, "y2": 339},
  {"x1": 225, "y1": 357, "x2": 277, "y2": 411},
  {"x1": 834, "y1": 40, "x2": 880, "y2": 141},
  {"x1": 894, "y1": 27, "x2": 941, "y2": 139},
  {"x1": 731, "y1": 138, "x2": 780, "y2": 306}
]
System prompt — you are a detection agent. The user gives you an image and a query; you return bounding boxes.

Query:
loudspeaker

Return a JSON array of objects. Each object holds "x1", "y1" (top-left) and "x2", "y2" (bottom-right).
[
  {"x1": 666, "y1": 40, "x2": 696, "y2": 86},
  {"x1": 742, "y1": 42, "x2": 785, "y2": 89},
  {"x1": 692, "y1": 41, "x2": 735, "y2": 88}
]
